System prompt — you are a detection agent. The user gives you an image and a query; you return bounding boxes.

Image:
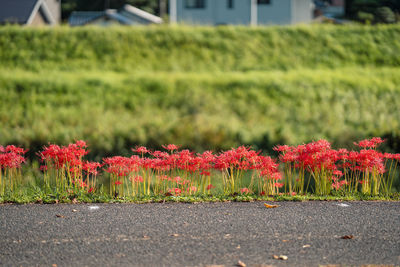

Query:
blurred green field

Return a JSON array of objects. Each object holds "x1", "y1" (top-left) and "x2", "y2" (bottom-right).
[
  {"x1": 0, "y1": 25, "x2": 400, "y2": 72},
  {"x1": 1, "y1": 67, "x2": 400, "y2": 158},
  {"x1": 0, "y1": 25, "x2": 400, "y2": 158}
]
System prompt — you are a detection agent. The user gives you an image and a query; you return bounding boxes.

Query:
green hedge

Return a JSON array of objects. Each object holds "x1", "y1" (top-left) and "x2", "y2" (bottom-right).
[{"x1": 0, "y1": 25, "x2": 399, "y2": 71}]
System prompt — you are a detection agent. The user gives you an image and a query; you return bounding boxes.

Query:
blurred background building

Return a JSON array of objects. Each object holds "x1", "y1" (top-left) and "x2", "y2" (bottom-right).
[
  {"x1": 68, "y1": 4, "x2": 162, "y2": 26},
  {"x1": 0, "y1": 0, "x2": 61, "y2": 25},
  {"x1": 169, "y1": 0, "x2": 314, "y2": 25}
]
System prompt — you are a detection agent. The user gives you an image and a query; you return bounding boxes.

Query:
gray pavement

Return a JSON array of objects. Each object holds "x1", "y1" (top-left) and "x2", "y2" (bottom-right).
[{"x1": 0, "y1": 201, "x2": 399, "y2": 267}]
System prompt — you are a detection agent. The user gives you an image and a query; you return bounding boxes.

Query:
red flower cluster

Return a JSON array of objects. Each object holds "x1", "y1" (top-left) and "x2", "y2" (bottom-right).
[
  {"x1": 274, "y1": 138, "x2": 399, "y2": 194},
  {"x1": 38, "y1": 141, "x2": 99, "y2": 193},
  {"x1": 39, "y1": 141, "x2": 89, "y2": 170},
  {"x1": 2, "y1": 137, "x2": 399, "y2": 197},
  {"x1": 0, "y1": 145, "x2": 27, "y2": 169}
]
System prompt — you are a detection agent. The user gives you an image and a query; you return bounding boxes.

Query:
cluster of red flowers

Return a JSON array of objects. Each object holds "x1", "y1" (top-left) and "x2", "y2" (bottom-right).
[
  {"x1": 274, "y1": 137, "x2": 400, "y2": 193},
  {"x1": 102, "y1": 145, "x2": 281, "y2": 194},
  {"x1": 39, "y1": 140, "x2": 102, "y2": 175},
  {"x1": 1, "y1": 137, "x2": 399, "y2": 196},
  {"x1": 0, "y1": 145, "x2": 27, "y2": 170},
  {"x1": 38, "y1": 141, "x2": 100, "y2": 192}
]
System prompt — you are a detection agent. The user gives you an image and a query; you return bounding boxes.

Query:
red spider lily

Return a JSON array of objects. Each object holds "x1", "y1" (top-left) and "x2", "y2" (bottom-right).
[
  {"x1": 102, "y1": 156, "x2": 137, "y2": 177},
  {"x1": 187, "y1": 186, "x2": 197, "y2": 192},
  {"x1": 332, "y1": 179, "x2": 348, "y2": 190},
  {"x1": 157, "y1": 175, "x2": 169, "y2": 181},
  {"x1": 132, "y1": 146, "x2": 150, "y2": 155},
  {"x1": 240, "y1": 188, "x2": 250, "y2": 194},
  {"x1": 273, "y1": 145, "x2": 291, "y2": 153},
  {"x1": 384, "y1": 153, "x2": 400, "y2": 161},
  {"x1": 174, "y1": 176, "x2": 182, "y2": 184},
  {"x1": 0, "y1": 145, "x2": 27, "y2": 169},
  {"x1": 198, "y1": 150, "x2": 215, "y2": 173},
  {"x1": 162, "y1": 144, "x2": 180, "y2": 152},
  {"x1": 206, "y1": 184, "x2": 215, "y2": 190},
  {"x1": 4, "y1": 145, "x2": 28, "y2": 155},
  {"x1": 200, "y1": 170, "x2": 211, "y2": 176},
  {"x1": 133, "y1": 176, "x2": 144, "y2": 183},
  {"x1": 215, "y1": 146, "x2": 260, "y2": 170},
  {"x1": 354, "y1": 137, "x2": 385, "y2": 149},
  {"x1": 83, "y1": 161, "x2": 101, "y2": 176},
  {"x1": 115, "y1": 180, "x2": 123, "y2": 186},
  {"x1": 39, "y1": 141, "x2": 88, "y2": 170},
  {"x1": 168, "y1": 187, "x2": 181, "y2": 195},
  {"x1": 4, "y1": 136, "x2": 398, "y2": 198},
  {"x1": 152, "y1": 150, "x2": 169, "y2": 159}
]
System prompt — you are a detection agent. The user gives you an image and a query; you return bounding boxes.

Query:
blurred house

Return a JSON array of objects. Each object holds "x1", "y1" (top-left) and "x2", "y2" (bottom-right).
[
  {"x1": 0, "y1": 0, "x2": 60, "y2": 25},
  {"x1": 68, "y1": 4, "x2": 163, "y2": 26},
  {"x1": 169, "y1": 0, "x2": 314, "y2": 25},
  {"x1": 314, "y1": 0, "x2": 345, "y2": 18}
]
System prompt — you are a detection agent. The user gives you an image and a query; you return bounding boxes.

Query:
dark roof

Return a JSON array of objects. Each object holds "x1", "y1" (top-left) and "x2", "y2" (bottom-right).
[
  {"x1": 68, "y1": 4, "x2": 162, "y2": 26},
  {"x1": 68, "y1": 11, "x2": 105, "y2": 26},
  {"x1": 0, "y1": 0, "x2": 38, "y2": 24}
]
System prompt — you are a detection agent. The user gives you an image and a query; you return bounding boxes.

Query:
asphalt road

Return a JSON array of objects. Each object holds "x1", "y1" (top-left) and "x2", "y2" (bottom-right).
[{"x1": 0, "y1": 201, "x2": 399, "y2": 267}]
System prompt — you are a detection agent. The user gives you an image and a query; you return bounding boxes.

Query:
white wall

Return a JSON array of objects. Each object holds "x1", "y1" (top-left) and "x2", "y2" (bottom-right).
[
  {"x1": 291, "y1": 0, "x2": 313, "y2": 24},
  {"x1": 175, "y1": 0, "x2": 312, "y2": 25}
]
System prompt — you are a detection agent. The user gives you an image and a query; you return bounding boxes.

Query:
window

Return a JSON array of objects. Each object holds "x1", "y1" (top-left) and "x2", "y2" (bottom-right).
[
  {"x1": 257, "y1": 0, "x2": 271, "y2": 4},
  {"x1": 185, "y1": 0, "x2": 206, "y2": 8},
  {"x1": 227, "y1": 0, "x2": 234, "y2": 9}
]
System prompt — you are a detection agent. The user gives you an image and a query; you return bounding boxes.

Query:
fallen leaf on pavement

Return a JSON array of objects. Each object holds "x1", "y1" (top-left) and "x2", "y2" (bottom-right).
[
  {"x1": 55, "y1": 214, "x2": 64, "y2": 218},
  {"x1": 170, "y1": 233, "x2": 179, "y2": 237},
  {"x1": 72, "y1": 209, "x2": 78, "y2": 212},
  {"x1": 341, "y1": 235, "x2": 354, "y2": 239},
  {"x1": 264, "y1": 203, "x2": 279, "y2": 208},
  {"x1": 302, "y1": 244, "x2": 311, "y2": 248},
  {"x1": 237, "y1": 260, "x2": 246, "y2": 267},
  {"x1": 273, "y1": 255, "x2": 288, "y2": 260}
]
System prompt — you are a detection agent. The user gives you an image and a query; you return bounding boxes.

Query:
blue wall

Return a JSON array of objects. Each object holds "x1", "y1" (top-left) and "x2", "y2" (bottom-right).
[{"x1": 175, "y1": 0, "x2": 312, "y2": 25}]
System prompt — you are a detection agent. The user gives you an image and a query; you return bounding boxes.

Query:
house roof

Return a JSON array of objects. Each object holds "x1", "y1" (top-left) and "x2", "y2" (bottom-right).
[
  {"x1": 122, "y1": 4, "x2": 163, "y2": 24},
  {"x1": 0, "y1": 0, "x2": 56, "y2": 25},
  {"x1": 0, "y1": 0, "x2": 37, "y2": 24},
  {"x1": 68, "y1": 4, "x2": 162, "y2": 26},
  {"x1": 68, "y1": 11, "x2": 105, "y2": 26}
]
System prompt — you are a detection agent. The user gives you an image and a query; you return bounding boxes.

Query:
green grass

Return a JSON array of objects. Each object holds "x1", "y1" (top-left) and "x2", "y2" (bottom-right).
[
  {"x1": 0, "y1": 25, "x2": 400, "y2": 72},
  {"x1": 1, "y1": 67, "x2": 400, "y2": 157},
  {"x1": 1, "y1": 190, "x2": 399, "y2": 204}
]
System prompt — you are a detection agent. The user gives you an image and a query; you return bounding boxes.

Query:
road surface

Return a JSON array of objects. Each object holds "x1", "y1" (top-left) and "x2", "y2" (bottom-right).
[{"x1": 0, "y1": 201, "x2": 399, "y2": 266}]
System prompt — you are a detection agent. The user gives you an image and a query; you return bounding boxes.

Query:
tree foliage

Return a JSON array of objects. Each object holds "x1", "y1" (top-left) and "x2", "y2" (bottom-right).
[{"x1": 346, "y1": 0, "x2": 400, "y2": 23}]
